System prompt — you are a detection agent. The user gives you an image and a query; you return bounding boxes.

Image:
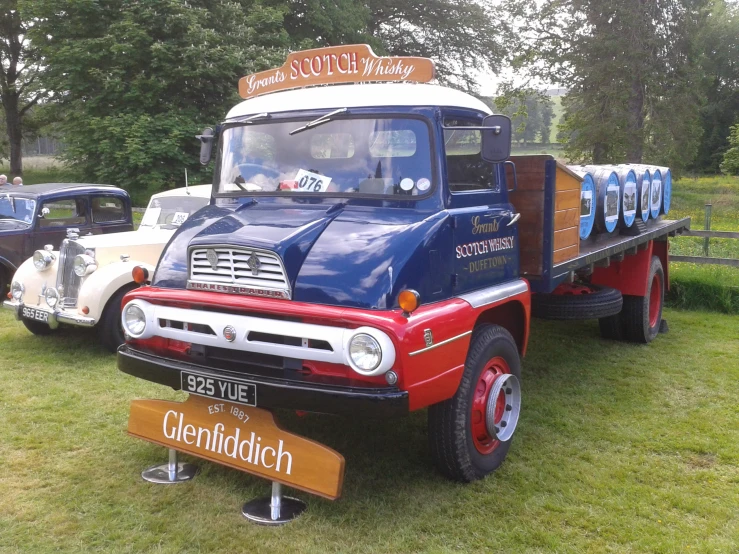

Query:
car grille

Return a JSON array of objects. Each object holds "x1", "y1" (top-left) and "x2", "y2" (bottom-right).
[
  {"x1": 188, "y1": 247, "x2": 291, "y2": 299},
  {"x1": 56, "y1": 239, "x2": 86, "y2": 308}
]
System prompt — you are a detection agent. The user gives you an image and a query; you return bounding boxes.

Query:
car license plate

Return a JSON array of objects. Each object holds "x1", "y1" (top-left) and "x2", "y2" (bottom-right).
[
  {"x1": 181, "y1": 371, "x2": 257, "y2": 407},
  {"x1": 21, "y1": 306, "x2": 49, "y2": 323}
]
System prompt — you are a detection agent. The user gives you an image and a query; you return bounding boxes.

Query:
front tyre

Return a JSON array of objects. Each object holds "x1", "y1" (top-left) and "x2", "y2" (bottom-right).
[
  {"x1": 428, "y1": 324, "x2": 522, "y2": 482},
  {"x1": 98, "y1": 286, "x2": 135, "y2": 353},
  {"x1": 22, "y1": 318, "x2": 55, "y2": 336}
]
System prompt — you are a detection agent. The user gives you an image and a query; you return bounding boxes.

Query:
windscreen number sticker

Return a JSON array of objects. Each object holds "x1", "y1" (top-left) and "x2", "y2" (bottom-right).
[
  {"x1": 295, "y1": 169, "x2": 331, "y2": 192},
  {"x1": 171, "y1": 212, "x2": 189, "y2": 226}
]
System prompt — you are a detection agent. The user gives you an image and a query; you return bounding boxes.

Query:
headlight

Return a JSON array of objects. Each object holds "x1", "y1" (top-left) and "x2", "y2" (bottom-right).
[
  {"x1": 44, "y1": 287, "x2": 60, "y2": 308},
  {"x1": 73, "y1": 254, "x2": 97, "y2": 277},
  {"x1": 33, "y1": 250, "x2": 54, "y2": 271},
  {"x1": 10, "y1": 281, "x2": 24, "y2": 300},
  {"x1": 123, "y1": 304, "x2": 147, "y2": 337},
  {"x1": 348, "y1": 333, "x2": 382, "y2": 373}
]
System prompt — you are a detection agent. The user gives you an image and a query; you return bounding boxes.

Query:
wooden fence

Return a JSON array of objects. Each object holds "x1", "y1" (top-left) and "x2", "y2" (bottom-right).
[{"x1": 670, "y1": 203, "x2": 739, "y2": 267}]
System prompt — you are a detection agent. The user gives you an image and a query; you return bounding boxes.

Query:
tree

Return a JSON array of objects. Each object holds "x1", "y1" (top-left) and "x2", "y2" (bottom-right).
[
  {"x1": 23, "y1": 0, "x2": 289, "y2": 201},
  {"x1": 721, "y1": 122, "x2": 739, "y2": 175},
  {"x1": 506, "y1": 0, "x2": 709, "y2": 170},
  {"x1": 0, "y1": 0, "x2": 47, "y2": 176},
  {"x1": 495, "y1": 91, "x2": 555, "y2": 145}
]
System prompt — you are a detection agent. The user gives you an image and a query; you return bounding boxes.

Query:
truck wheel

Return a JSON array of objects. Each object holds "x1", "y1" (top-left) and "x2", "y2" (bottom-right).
[
  {"x1": 531, "y1": 283, "x2": 622, "y2": 320},
  {"x1": 598, "y1": 313, "x2": 625, "y2": 340},
  {"x1": 98, "y1": 286, "x2": 134, "y2": 353},
  {"x1": 428, "y1": 324, "x2": 522, "y2": 482},
  {"x1": 22, "y1": 319, "x2": 55, "y2": 336},
  {"x1": 621, "y1": 256, "x2": 664, "y2": 343}
]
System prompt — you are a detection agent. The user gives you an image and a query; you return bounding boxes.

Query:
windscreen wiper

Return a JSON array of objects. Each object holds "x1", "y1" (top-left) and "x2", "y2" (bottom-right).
[
  {"x1": 243, "y1": 112, "x2": 270, "y2": 124},
  {"x1": 289, "y1": 108, "x2": 348, "y2": 136}
]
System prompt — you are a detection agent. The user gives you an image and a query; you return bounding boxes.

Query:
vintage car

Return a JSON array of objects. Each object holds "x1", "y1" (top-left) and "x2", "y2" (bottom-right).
[
  {"x1": 0, "y1": 183, "x2": 133, "y2": 298},
  {"x1": 3, "y1": 184, "x2": 211, "y2": 351}
]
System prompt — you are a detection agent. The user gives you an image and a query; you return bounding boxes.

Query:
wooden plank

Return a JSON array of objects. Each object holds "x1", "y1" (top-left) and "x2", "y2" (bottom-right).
[
  {"x1": 553, "y1": 226, "x2": 579, "y2": 251},
  {"x1": 555, "y1": 166, "x2": 582, "y2": 192},
  {"x1": 519, "y1": 249, "x2": 543, "y2": 276},
  {"x1": 670, "y1": 256, "x2": 739, "y2": 267},
  {"x1": 553, "y1": 244, "x2": 579, "y2": 264},
  {"x1": 554, "y1": 208, "x2": 578, "y2": 230},
  {"x1": 128, "y1": 395, "x2": 345, "y2": 500},
  {"x1": 680, "y1": 230, "x2": 739, "y2": 239},
  {"x1": 555, "y1": 190, "x2": 580, "y2": 211}
]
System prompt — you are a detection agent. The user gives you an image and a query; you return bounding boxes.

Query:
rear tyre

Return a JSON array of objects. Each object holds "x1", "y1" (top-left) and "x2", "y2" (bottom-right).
[
  {"x1": 0, "y1": 266, "x2": 8, "y2": 300},
  {"x1": 622, "y1": 256, "x2": 664, "y2": 343},
  {"x1": 598, "y1": 313, "x2": 625, "y2": 340},
  {"x1": 428, "y1": 324, "x2": 522, "y2": 482},
  {"x1": 22, "y1": 318, "x2": 55, "y2": 336},
  {"x1": 98, "y1": 286, "x2": 134, "y2": 353}
]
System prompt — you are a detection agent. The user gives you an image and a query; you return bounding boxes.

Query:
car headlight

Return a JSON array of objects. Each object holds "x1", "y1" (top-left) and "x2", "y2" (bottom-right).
[
  {"x1": 123, "y1": 303, "x2": 147, "y2": 337},
  {"x1": 44, "y1": 287, "x2": 60, "y2": 308},
  {"x1": 73, "y1": 254, "x2": 97, "y2": 277},
  {"x1": 33, "y1": 250, "x2": 55, "y2": 271},
  {"x1": 10, "y1": 281, "x2": 24, "y2": 300},
  {"x1": 348, "y1": 333, "x2": 382, "y2": 374}
]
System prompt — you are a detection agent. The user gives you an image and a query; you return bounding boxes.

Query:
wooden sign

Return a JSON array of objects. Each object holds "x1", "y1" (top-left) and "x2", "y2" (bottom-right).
[
  {"x1": 238, "y1": 44, "x2": 436, "y2": 99},
  {"x1": 128, "y1": 395, "x2": 345, "y2": 499}
]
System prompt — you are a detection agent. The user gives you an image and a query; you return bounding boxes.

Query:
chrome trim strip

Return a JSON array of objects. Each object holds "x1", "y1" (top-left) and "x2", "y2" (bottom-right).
[
  {"x1": 408, "y1": 330, "x2": 472, "y2": 357},
  {"x1": 457, "y1": 279, "x2": 529, "y2": 309}
]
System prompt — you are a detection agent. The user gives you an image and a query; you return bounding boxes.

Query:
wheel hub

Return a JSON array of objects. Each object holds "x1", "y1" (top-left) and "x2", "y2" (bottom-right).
[{"x1": 470, "y1": 357, "x2": 521, "y2": 454}]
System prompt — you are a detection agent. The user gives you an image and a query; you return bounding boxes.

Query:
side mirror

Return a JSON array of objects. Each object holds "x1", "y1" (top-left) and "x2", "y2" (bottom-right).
[
  {"x1": 39, "y1": 207, "x2": 50, "y2": 218},
  {"x1": 481, "y1": 115, "x2": 512, "y2": 163},
  {"x1": 197, "y1": 127, "x2": 215, "y2": 165}
]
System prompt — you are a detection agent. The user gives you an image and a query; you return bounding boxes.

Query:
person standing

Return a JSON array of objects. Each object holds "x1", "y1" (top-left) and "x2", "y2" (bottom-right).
[
  {"x1": 12, "y1": 176, "x2": 22, "y2": 185},
  {"x1": 0, "y1": 175, "x2": 7, "y2": 185}
]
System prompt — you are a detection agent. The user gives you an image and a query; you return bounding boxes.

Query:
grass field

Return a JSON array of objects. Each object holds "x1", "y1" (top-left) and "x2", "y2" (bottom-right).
[{"x1": 1, "y1": 309, "x2": 738, "y2": 553}]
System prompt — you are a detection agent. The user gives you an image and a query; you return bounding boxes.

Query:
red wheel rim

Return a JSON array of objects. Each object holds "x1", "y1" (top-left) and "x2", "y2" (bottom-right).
[
  {"x1": 649, "y1": 273, "x2": 661, "y2": 328},
  {"x1": 471, "y1": 356, "x2": 510, "y2": 455}
]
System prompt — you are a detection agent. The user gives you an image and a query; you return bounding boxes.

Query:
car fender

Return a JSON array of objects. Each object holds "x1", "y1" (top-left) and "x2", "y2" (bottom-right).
[
  {"x1": 78, "y1": 262, "x2": 155, "y2": 320},
  {"x1": 11, "y1": 254, "x2": 60, "y2": 304}
]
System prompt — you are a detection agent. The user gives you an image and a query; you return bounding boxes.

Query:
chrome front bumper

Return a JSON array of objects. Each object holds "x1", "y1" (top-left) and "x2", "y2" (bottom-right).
[{"x1": 2, "y1": 300, "x2": 97, "y2": 329}]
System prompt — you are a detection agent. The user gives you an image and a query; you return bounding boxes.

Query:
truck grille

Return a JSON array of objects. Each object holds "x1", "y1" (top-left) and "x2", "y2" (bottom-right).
[
  {"x1": 56, "y1": 239, "x2": 86, "y2": 308},
  {"x1": 188, "y1": 247, "x2": 292, "y2": 300}
]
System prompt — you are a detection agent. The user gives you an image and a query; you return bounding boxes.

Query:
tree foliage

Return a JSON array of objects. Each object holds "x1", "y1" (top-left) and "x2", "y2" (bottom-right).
[
  {"x1": 505, "y1": 0, "x2": 710, "y2": 171},
  {"x1": 721, "y1": 122, "x2": 739, "y2": 175},
  {"x1": 495, "y1": 91, "x2": 555, "y2": 145},
  {"x1": 0, "y1": 0, "x2": 48, "y2": 175},
  {"x1": 23, "y1": 0, "x2": 288, "y2": 201}
]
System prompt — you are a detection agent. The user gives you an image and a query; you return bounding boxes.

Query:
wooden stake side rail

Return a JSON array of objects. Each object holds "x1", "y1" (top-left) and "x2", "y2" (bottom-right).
[{"x1": 552, "y1": 217, "x2": 691, "y2": 276}]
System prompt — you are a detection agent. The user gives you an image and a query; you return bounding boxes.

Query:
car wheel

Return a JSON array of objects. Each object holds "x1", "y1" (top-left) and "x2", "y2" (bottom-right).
[
  {"x1": 97, "y1": 286, "x2": 135, "y2": 353},
  {"x1": 428, "y1": 324, "x2": 522, "y2": 482},
  {"x1": 22, "y1": 318, "x2": 55, "y2": 336}
]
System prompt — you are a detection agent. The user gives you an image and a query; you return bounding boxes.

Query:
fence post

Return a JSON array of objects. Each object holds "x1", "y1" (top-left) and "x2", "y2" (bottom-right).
[{"x1": 703, "y1": 203, "x2": 712, "y2": 257}]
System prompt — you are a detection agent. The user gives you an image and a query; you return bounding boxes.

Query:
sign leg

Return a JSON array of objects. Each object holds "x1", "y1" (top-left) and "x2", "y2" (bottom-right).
[
  {"x1": 242, "y1": 481, "x2": 306, "y2": 525},
  {"x1": 141, "y1": 448, "x2": 200, "y2": 484}
]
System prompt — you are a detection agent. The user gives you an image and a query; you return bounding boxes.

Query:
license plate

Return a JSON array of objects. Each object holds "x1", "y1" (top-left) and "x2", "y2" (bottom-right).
[
  {"x1": 21, "y1": 306, "x2": 49, "y2": 323},
  {"x1": 181, "y1": 371, "x2": 257, "y2": 407}
]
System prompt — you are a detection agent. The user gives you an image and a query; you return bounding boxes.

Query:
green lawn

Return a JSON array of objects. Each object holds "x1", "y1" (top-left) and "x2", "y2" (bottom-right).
[{"x1": 1, "y1": 309, "x2": 738, "y2": 553}]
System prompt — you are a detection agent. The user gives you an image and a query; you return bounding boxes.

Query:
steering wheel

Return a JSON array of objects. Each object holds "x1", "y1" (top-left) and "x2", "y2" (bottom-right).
[{"x1": 163, "y1": 213, "x2": 175, "y2": 225}]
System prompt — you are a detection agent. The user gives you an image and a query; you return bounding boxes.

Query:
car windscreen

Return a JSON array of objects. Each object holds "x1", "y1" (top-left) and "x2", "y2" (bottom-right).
[
  {"x1": 139, "y1": 195, "x2": 209, "y2": 228},
  {"x1": 217, "y1": 117, "x2": 434, "y2": 197},
  {"x1": 0, "y1": 195, "x2": 36, "y2": 224}
]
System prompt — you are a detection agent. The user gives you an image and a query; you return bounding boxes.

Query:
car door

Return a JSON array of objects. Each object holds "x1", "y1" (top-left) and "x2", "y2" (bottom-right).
[
  {"x1": 32, "y1": 196, "x2": 91, "y2": 250},
  {"x1": 89, "y1": 194, "x2": 132, "y2": 235},
  {"x1": 443, "y1": 112, "x2": 520, "y2": 294}
]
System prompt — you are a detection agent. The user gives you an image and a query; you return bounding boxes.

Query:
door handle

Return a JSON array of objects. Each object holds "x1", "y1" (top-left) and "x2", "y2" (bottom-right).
[{"x1": 506, "y1": 213, "x2": 521, "y2": 226}]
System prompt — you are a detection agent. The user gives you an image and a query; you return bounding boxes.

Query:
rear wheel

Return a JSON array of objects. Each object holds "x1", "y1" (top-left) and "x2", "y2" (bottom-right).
[
  {"x1": 598, "y1": 313, "x2": 625, "y2": 340},
  {"x1": 98, "y1": 286, "x2": 134, "y2": 353},
  {"x1": 622, "y1": 256, "x2": 664, "y2": 343},
  {"x1": 0, "y1": 266, "x2": 8, "y2": 300},
  {"x1": 428, "y1": 324, "x2": 522, "y2": 482},
  {"x1": 22, "y1": 318, "x2": 55, "y2": 336}
]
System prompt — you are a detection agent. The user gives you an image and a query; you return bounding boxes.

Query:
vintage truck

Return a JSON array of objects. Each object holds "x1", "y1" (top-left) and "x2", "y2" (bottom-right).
[
  {"x1": 4, "y1": 185, "x2": 210, "y2": 351},
  {"x1": 116, "y1": 45, "x2": 690, "y2": 482}
]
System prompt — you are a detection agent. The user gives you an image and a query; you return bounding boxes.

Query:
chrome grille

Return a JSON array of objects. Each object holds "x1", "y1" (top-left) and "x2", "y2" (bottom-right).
[
  {"x1": 56, "y1": 239, "x2": 85, "y2": 308},
  {"x1": 189, "y1": 247, "x2": 291, "y2": 299}
]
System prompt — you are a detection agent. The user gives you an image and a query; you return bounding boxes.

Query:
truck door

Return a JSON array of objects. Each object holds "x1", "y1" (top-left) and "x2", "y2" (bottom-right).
[{"x1": 443, "y1": 115, "x2": 520, "y2": 294}]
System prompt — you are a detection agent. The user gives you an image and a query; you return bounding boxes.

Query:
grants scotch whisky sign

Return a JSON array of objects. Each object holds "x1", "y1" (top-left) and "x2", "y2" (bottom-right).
[
  {"x1": 238, "y1": 44, "x2": 436, "y2": 99},
  {"x1": 128, "y1": 395, "x2": 345, "y2": 499}
]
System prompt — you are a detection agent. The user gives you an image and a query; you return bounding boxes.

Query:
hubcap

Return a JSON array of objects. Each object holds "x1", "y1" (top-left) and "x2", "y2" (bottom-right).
[
  {"x1": 470, "y1": 357, "x2": 521, "y2": 455},
  {"x1": 649, "y1": 273, "x2": 661, "y2": 328}
]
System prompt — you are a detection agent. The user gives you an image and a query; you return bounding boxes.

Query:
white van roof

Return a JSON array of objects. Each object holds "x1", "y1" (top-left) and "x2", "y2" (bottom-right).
[{"x1": 227, "y1": 83, "x2": 492, "y2": 119}]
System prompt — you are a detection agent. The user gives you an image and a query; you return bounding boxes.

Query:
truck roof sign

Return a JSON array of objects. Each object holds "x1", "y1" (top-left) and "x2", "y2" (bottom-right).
[{"x1": 238, "y1": 44, "x2": 436, "y2": 100}]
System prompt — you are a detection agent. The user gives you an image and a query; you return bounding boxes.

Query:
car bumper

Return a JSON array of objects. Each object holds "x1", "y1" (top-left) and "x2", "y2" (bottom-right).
[
  {"x1": 117, "y1": 344, "x2": 409, "y2": 418},
  {"x1": 2, "y1": 300, "x2": 97, "y2": 328}
]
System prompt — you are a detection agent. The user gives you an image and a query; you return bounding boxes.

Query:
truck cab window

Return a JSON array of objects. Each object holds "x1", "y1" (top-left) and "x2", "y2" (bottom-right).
[{"x1": 444, "y1": 118, "x2": 499, "y2": 193}]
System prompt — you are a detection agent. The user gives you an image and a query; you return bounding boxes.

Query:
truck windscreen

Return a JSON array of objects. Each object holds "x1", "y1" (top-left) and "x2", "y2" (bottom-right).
[{"x1": 217, "y1": 117, "x2": 434, "y2": 197}]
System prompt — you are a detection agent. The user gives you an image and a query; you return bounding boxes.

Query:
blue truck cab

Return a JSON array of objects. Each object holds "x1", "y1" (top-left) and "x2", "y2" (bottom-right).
[{"x1": 118, "y1": 47, "x2": 689, "y2": 482}]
